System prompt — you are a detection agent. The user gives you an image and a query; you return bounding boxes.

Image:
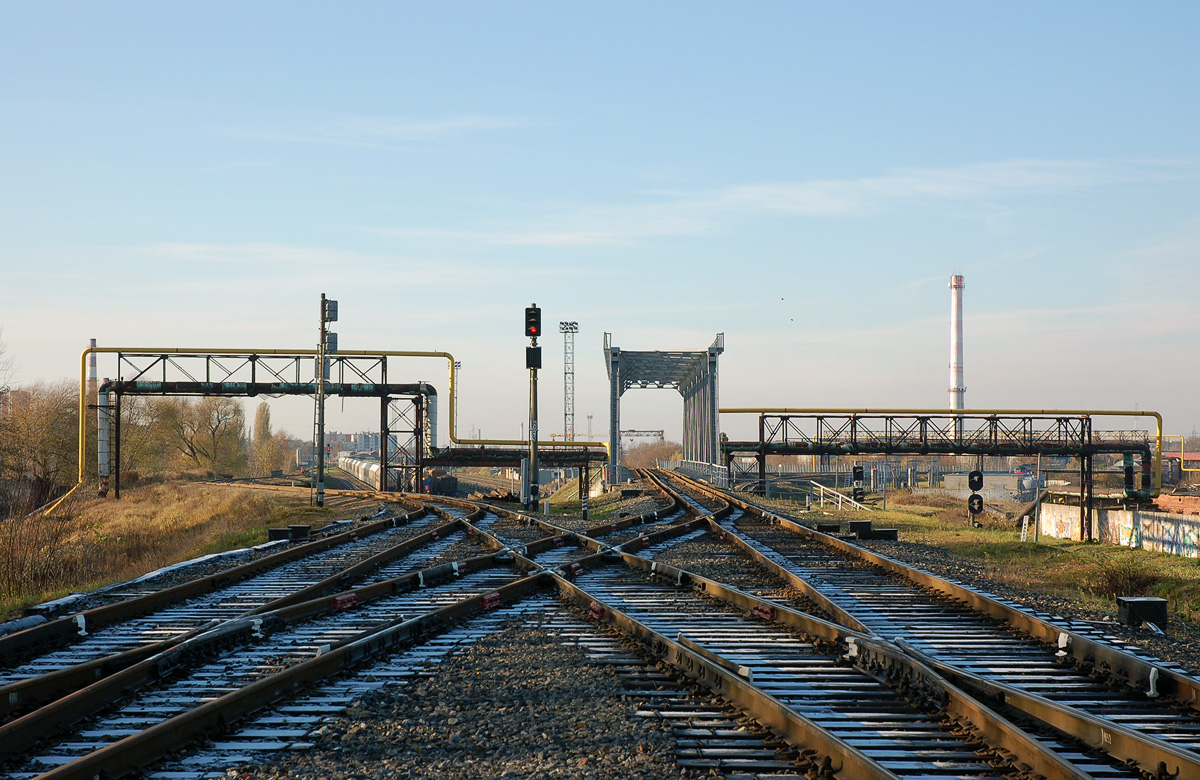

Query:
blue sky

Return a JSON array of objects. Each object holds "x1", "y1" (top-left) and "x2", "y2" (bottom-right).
[{"x1": 2, "y1": 2, "x2": 1197, "y2": 444}]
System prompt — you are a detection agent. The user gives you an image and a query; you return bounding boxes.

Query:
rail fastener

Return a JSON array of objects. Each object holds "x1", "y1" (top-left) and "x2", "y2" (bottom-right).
[{"x1": 753, "y1": 604, "x2": 777, "y2": 621}]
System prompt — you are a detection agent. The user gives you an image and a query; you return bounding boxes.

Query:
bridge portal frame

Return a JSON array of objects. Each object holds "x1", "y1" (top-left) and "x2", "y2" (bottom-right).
[{"x1": 604, "y1": 333, "x2": 723, "y2": 479}]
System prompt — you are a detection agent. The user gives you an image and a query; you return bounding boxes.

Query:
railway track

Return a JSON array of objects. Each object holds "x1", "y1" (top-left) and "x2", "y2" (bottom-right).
[
  {"x1": 3, "y1": 473, "x2": 1197, "y2": 780},
  {"x1": 649, "y1": 469, "x2": 1200, "y2": 777}
]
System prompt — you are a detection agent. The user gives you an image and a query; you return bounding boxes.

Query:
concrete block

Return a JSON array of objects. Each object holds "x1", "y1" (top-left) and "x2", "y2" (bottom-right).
[{"x1": 848, "y1": 520, "x2": 873, "y2": 538}]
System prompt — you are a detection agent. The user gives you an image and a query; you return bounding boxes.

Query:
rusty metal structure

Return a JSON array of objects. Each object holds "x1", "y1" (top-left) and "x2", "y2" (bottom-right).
[
  {"x1": 721, "y1": 407, "x2": 1163, "y2": 542},
  {"x1": 90, "y1": 350, "x2": 435, "y2": 498}
]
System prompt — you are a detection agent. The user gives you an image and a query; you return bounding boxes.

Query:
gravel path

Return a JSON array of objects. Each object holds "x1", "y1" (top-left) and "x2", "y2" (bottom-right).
[{"x1": 254, "y1": 618, "x2": 684, "y2": 780}]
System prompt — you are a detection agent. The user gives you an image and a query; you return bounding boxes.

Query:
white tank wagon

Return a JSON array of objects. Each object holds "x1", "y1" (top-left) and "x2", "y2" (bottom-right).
[
  {"x1": 336, "y1": 452, "x2": 458, "y2": 495},
  {"x1": 337, "y1": 452, "x2": 394, "y2": 490}
]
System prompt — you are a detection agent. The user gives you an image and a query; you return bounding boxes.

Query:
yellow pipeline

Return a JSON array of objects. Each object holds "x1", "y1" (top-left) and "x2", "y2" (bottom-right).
[
  {"x1": 719, "y1": 406, "x2": 1163, "y2": 495},
  {"x1": 1163, "y1": 434, "x2": 1200, "y2": 474},
  {"x1": 77, "y1": 346, "x2": 606, "y2": 486}
]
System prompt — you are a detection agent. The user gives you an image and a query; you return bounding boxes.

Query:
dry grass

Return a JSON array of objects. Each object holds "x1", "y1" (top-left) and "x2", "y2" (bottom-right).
[{"x1": 1, "y1": 482, "x2": 377, "y2": 620}]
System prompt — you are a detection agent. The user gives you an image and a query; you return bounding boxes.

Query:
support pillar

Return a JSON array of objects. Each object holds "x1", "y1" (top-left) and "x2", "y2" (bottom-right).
[
  {"x1": 113, "y1": 393, "x2": 122, "y2": 500},
  {"x1": 607, "y1": 347, "x2": 620, "y2": 480},
  {"x1": 415, "y1": 394, "x2": 425, "y2": 493},
  {"x1": 380, "y1": 396, "x2": 388, "y2": 491},
  {"x1": 757, "y1": 413, "x2": 767, "y2": 494}
]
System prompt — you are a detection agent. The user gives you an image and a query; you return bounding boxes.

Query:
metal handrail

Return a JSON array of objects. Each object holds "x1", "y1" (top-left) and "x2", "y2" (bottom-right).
[{"x1": 810, "y1": 480, "x2": 870, "y2": 511}]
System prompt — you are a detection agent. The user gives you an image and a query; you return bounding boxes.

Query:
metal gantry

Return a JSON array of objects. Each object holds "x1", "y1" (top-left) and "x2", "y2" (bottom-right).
[
  {"x1": 722, "y1": 408, "x2": 1163, "y2": 542},
  {"x1": 89, "y1": 349, "x2": 436, "y2": 499},
  {"x1": 604, "y1": 332, "x2": 723, "y2": 477}
]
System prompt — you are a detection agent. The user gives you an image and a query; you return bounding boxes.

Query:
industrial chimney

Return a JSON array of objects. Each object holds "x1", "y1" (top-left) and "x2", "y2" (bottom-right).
[
  {"x1": 88, "y1": 338, "x2": 98, "y2": 399},
  {"x1": 948, "y1": 275, "x2": 965, "y2": 409}
]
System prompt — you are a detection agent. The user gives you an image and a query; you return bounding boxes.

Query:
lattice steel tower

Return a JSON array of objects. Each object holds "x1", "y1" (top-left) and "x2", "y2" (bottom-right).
[{"x1": 559, "y1": 322, "x2": 578, "y2": 440}]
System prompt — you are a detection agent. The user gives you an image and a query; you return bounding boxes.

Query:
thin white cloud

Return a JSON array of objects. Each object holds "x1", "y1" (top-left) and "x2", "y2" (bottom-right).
[
  {"x1": 128, "y1": 242, "x2": 592, "y2": 288},
  {"x1": 372, "y1": 158, "x2": 1200, "y2": 247}
]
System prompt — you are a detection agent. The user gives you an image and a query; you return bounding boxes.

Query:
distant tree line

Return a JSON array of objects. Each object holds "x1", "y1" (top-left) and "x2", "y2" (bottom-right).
[
  {"x1": 621, "y1": 439, "x2": 683, "y2": 469},
  {"x1": 0, "y1": 335, "x2": 298, "y2": 516}
]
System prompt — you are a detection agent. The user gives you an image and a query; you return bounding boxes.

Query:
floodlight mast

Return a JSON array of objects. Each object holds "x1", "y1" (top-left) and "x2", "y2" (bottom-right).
[{"x1": 559, "y1": 322, "x2": 578, "y2": 441}]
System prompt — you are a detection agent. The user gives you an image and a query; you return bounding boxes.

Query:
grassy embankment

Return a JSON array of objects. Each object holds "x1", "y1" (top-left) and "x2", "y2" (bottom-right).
[
  {"x1": 757, "y1": 490, "x2": 1200, "y2": 625},
  {"x1": 0, "y1": 480, "x2": 376, "y2": 621}
]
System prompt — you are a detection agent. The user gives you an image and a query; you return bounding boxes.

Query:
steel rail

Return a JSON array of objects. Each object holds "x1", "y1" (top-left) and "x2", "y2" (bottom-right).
[
  {"x1": 661, "y1": 468, "x2": 1200, "y2": 774},
  {"x1": 665, "y1": 468, "x2": 1200, "y2": 708},
  {"x1": 645, "y1": 470, "x2": 875, "y2": 635},
  {"x1": 0, "y1": 506, "x2": 427, "y2": 668},
  {"x1": 1, "y1": 548, "x2": 508, "y2": 761},
  {"x1": 552, "y1": 574, "x2": 902, "y2": 780},
  {"x1": 0, "y1": 512, "x2": 462, "y2": 716},
  {"x1": 27, "y1": 571, "x2": 550, "y2": 780},
  {"x1": 894, "y1": 638, "x2": 1200, "y2": 779},
  {"x1": 472, "y1": 475, "x2": 1096, "y2": 777},
  {"x1": 554, "y1": 561, "x2": 1092, "y2": 780}
]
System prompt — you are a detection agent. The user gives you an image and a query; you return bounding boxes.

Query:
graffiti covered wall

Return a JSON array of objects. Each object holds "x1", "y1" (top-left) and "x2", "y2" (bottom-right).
[{"x1": 1037, "y1": 503, "x2": 1200, "y2": 558}]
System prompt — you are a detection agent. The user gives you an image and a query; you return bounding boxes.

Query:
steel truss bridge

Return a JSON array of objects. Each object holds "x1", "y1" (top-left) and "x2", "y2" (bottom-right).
[
  {"x1": 720, "y1": 408, "x2": 1164, "y2": 542},
  {"x1": 604, "y1": 332, "x2": 723, "y2": 472}
]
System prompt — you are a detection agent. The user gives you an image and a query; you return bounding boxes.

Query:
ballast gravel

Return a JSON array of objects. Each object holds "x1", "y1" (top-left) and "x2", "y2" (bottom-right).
[
  {"x1": 650, "y1": 535, "x2": 832, "y2": 620},
  {"x1": 858, "y1": 536, "x2": 1200, "y2": 675},
  {"x1": 254, "y1": 622, "x2": 684, "y2": 780}
]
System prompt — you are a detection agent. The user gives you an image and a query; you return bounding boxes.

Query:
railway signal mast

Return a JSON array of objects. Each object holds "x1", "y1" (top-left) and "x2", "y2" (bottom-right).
[
  {"x1": 315, "y1": 293, "x2": 338, "y2": 508},
  {"x1": 525, "y1": 304, "x2": 542, "y2": 511}
]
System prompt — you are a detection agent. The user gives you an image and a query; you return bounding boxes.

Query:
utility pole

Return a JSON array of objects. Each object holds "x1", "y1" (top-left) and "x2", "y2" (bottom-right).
[
  {"x1": 559, "y1": 322, "x2": 577, "y2": 440},
  {"x1": 315, "y1": 294, "x2": 337, "y2": 507},
  {"x1": 525, "y1": 304, "x2": 542, "y2": 511}
]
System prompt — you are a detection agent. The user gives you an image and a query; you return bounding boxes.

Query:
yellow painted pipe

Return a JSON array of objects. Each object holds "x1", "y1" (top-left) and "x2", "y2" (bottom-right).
[
  {"x1": 77, "y1": 346, "x2": 607, "y2": 486},
  {"x1": 1163, "y1": 434, "x2": 1200, "y2": 474},
  {"x1": 719, "y1": 406, "x2": 1163, "y2": 495}
]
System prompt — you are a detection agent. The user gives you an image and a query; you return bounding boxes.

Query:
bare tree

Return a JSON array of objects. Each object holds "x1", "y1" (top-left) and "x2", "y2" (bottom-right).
[
  {"x1": 0, "y1": 328, "x2": 13, "y2": 395},
  {"x1": 158, "y1": 397, "x2": 248, "y2": 475},
  {"x1": 250, "y1": 401, "x2": 287, "y2": 476},
  {"x1": 0, "y1": 381, "x2": 79, "y2": 508},
  {"x1": 621, "y1": 439, "x2": 684, "y2": 470}
]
